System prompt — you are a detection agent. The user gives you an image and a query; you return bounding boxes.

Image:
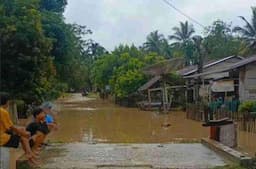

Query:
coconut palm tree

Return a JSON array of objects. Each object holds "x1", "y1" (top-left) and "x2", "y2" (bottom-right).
[
  {"x1": 169, "y1": 21, "x2": 195, "y2": 65},
  {"x1": 143, "y1": 30, "x2": 165, "y2": 54},
  {"x1": 169, "y1": 21, "x2": 195, "y2": 45},
  {"x1": 233, "y1": 7, "x2": 256, "y2": 50}
]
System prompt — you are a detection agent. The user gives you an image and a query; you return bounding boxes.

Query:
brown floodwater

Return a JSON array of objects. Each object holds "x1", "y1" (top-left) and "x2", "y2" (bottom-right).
[
  {"x1": 49, "y1": 94, "x2": 256, "y2": 157},
  {"x1": 237, "y1": 130, "x2": 256, "y2": 157}
]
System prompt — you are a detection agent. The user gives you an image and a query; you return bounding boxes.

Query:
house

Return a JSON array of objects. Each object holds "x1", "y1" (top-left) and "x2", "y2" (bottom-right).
[
  {"x1": 177, "y1": 55, "x2": 244, "y2": 103},
  {"x1": 138, "y1": 58, "x2": 185, "y2": 111},
  {"x1": 186, "y1": 56, "x2": 256, "y2": 102}
]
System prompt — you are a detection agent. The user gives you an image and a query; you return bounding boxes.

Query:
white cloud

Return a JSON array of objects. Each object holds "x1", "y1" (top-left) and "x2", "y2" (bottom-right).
[{"x1": 64, "y1": 0, "x2": 255, "y2": 51}]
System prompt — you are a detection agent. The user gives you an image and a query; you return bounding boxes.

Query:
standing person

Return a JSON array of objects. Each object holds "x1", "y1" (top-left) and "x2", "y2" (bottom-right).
[{"x1": 0, "y1": 93, "x2": 38, "y2": 164}]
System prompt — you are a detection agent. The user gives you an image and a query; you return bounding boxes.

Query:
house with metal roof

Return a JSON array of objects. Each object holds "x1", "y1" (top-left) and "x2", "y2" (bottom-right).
[
  {"x1": 186, "y1": 55, "x2": 256, "y2": 102},
  {"x1": 177, "y1": 55, "x2": 244, "y2": 103}
]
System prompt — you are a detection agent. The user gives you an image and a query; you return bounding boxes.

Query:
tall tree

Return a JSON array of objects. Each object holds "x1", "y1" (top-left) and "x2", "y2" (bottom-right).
[
  {"x1": 233, "y1": 7, "x2": 256, "y2": 51},
  {"x1": 0, "y1": 0, "x2": 58, "y2": 102},
  {"x1": 205, "y1": 20, "x2": 242, "y2": 59},
  {"x1": 143, "y1": 31, "x2": 171, "y2": 58},
  {"x1": 169, "y1": 21, "x2": 195, "y2": 65},
  {"x1": 40, "y1": 0, "x2": 93, "y2": 91},
  {"x1": 39, "y1": 0, "x2": 67, "y2": 13},
  {"x1": 169, "y1": 21, "x2": 195, "y2": 44},
  {"x1": 143, "y1": 30, "x2": 164, "y2": 53}
]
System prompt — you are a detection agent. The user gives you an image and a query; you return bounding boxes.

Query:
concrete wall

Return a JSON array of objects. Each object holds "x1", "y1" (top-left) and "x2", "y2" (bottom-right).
[
  {"x1": 239, "y1": 63, "x2": 256, "y2": 101},
  {"x1": 1, "y1": 102, "x2": 19, "y2": 169},
  {"x1": 219, "y1": 124, "x2": 237, "y2": 148},
  {"x1": 0, "y1": 148, "x2": 16, "y2": 169},
  {"x1": 0, "y1": 148, "x2": 10, "y2": 169}
]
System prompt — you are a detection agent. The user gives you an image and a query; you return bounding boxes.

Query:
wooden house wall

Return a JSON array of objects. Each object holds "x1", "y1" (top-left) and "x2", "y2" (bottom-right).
[{"x1": 239, "y1": 62, "x2": 256, "y2": 101}]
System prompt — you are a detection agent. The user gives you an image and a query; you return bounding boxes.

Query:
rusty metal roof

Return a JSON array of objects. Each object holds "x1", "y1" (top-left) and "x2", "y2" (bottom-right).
[
  {"x1": 142, "y1": 57, "x2": 185, "y2": 76},
  {"x1": 138, "y1": 75, "x2": 161, "y2": 91}
]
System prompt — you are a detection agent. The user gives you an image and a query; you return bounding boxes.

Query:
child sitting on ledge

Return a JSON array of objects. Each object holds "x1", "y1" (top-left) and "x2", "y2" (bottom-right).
[{"x1": 26, "y1": 107, "x2": 50, "y2": 153}]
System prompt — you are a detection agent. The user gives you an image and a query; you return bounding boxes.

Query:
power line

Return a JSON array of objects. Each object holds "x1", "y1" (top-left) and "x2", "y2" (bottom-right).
[{"x1": 161, "y1": 0, "x2": 206, "y2": 29}]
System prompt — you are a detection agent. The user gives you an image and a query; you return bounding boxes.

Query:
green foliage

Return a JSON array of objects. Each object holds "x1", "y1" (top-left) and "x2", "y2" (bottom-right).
[
  {"x1": 238, "y1": 101, "x2": 256, "y2": 113},
  {"x1": 233, "y1": 7, "x2": 256, "y2": 52},
  {"x1": 0, "y1": 0, "x2": 57, "y2": 103},
  {"x1": 1, "y1": 0, "x2": 255, "y2": 106},
  {"x1": 15, "y1": 99, "x2": 25, "y2": 113},
  {"x1": 204, "y1": 20, "x2": 242, "y2": 59},
  {"x1": 112, "y1": 69, "x2": 145, "y2": 98},
  {"x1": 143, "y1": 30, "x2": 172, "y2": 59},
  {"x1": 169, "y1": 21, "x2": 196, "y2": 65},
  {"x1": 0, "y1": 0, "x2": 97, "y2": 103},
  {"x1": 39, "y1": 0, "x2": 67, "y2": 13},
  {"x1": 41, "y1": 7, "x2": 94, "y2": 90},
  {"x1": 92, "y1": 45, "x2": 164, "y2": 99}
]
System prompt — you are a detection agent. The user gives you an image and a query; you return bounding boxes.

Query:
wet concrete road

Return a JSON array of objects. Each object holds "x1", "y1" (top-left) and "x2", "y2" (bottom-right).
[{"x1": 41, "y1": 143, "x2": 226, "y2": 169}]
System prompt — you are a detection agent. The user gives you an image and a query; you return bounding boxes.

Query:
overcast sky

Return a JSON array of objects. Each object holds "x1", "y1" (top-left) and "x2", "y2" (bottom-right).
[{"x1": 64, "y1": 0, "x2": 255, "y2": 51}]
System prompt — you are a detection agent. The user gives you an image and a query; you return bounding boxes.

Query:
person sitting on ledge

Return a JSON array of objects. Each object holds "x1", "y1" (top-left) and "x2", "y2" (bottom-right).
[
  {"x1": 26, "y1": 107, "x2": 50, "y2": 153},
  {"x1": 0, "y1": 93, "x2": 38, "y2": 164},
  {"x1": 40, "y1": 101, "x2": 58, "y2": 132}
]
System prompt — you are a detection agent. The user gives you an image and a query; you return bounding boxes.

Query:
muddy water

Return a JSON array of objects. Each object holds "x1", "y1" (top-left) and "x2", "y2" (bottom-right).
[
  {"x1": 237, "y1": 130, "x2": 256, "y2": 156},
  {"x1": 50, "y1": 94, "x2": 208, "y2": 143},
  {"x1": 49, "y1": 94, "x2": 255, "y2": 156}
]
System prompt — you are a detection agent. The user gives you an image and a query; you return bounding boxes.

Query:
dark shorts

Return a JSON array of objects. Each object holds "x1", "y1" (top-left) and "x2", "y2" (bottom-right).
[
  {"x1": 40, "y1": 123, "x2": 50, "y2": 135},
  {"x1": 4, "y1": 134, "x2": 20, "y2": 148}
]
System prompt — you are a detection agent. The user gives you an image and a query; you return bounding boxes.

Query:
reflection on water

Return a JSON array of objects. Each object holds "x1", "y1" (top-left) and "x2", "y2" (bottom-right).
[{"x1": 50, "y1": 94, "x2": 256, "y2": 157}]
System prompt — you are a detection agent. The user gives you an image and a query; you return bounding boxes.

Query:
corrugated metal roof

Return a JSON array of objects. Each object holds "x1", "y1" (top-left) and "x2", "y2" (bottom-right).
[
  {"x1": 177, "y1": 55, "x2": 244, "y2": 76},
  {"x1": 228, "y1": 55, "x2": 256, "y2": 69},
  {"x1": 138, "y1": 76, "x2": 161, "y2": 91},
  {"x1": 185, "y1": 55, "x2": 256, "y2": 79}
]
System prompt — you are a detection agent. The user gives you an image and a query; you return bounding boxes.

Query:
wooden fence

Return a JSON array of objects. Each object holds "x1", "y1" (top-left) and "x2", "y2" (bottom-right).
[{"x1": 186, "y1": 104, "x2": 256, "y2": 133}]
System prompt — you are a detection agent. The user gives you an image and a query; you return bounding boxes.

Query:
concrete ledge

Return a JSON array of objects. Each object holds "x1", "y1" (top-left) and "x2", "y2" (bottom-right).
[
  {"x1": 0, "y1": 147, "x2": 18, "y2": 169},
  {"x1": 201, "y1": 138, "x2": 252, "y2": 166},
  {"x1": 97, "y1": 164, "x2": 153, "y2": 169}
]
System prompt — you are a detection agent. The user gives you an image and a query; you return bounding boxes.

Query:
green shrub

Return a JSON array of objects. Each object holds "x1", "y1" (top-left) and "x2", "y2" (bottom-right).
[
  {"x1": 15, "y1": 100, "x2": 28, "y2": 118},
  {"x1": 238, "y1": 101, "x2": 256, "y2": 113}
]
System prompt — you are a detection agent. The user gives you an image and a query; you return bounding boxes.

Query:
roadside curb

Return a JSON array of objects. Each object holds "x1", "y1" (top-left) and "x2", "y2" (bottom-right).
[{"x1": 201, "y1": 138, "x2": 252, "y2": 166}]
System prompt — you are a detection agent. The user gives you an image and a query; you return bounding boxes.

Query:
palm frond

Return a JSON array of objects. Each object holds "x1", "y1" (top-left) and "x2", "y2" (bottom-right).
[
  {"x1": 233, "y1": 26, "x2": 252, "y2": 37},
  {"x1": 169, "y1": 35, "x2": 182, "y2": 41},
  {"x1": 252, "y1": 7, "x2": 256, "y2": 32},
  {"x1": 239, "y1": 16, "x2": 255, "y2": 35}
]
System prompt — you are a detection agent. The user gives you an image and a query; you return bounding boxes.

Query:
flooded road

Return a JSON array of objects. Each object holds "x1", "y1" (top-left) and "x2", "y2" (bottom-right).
[
  {"x1": 48, "y1": 94, "x2": 256, "y2": 157},
  {"x1": 34, "y1": 93, "x2": 256, "y2": 169},
  {"x1": 50, "y1": 94, "x2": 208, "y2": 143}
]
